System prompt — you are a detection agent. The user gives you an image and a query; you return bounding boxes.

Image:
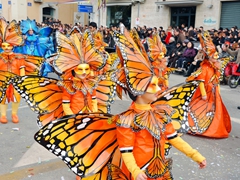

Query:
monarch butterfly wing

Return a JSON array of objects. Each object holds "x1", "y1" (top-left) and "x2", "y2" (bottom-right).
[
  {"x1": 0, "y1": 71, "x2": 16, "y2": 103},
  {"x1": 187, "y1": 86, "x2": 216, "y2": 134},
  {"x1": 93, "y1": 31, "x2": 108, "y2": 51},
  {"x1": 116, "y1": 109, "x2": 141, "y2": 132},
  {"x1": 152, "y1": 80, "x2": 201, "y2": 133},
  {"x1": 111, "y1": 67, "x2": 127, "y2": 100},
  {"x1": 199, "y1": 31, "x2": 216, "y2": 57},
  {"x1": 113, "y1": 31, "x2": 153, "y2": 95},
  {"x1": 69, "y1": 27, "x2": 83, "y2": 54},
  {"x1": 107, "y1": 164, "x2": 128, "y2": 180},
  {"x1": 11, "y1": 75, "x2": 63, "y2": 126},
  {"x1": 105, "y1": 52, "x2": 120, "y2": 71},
  {"x1": 96, "y1": 78, "x2": 117, "y2": 113},
  {"x1": 0, "y1": 17, "x2": 8, "y2": 38},
  {"x1": 146, "y1": 37, "x2": 161, "y2": 61},
  {"x1": 97, "y1": 103, "x2": 110, "y2": 114},
  {"x1": 219, "y1": 56, "x2": 232, "y2": 82},
  {"x1": 34, "y1": 113, "x2": 122, "y2": 179},
  {"x1": 24, "y1": 55, "x2": 45, "y2": 75},
  {"x1": 130, "y1": 29, "x2": 149, "y2": 61},
  {"x1": 53, "y1": 31, "x2": 81, "y2": 74},
  {"x1": 154, "y1": 32, "x2": 167, "y2": 55},
  {"x1": 4, "y1": 19, "x2": 24, "y2": 46},
  {"x1": 82, "y1": 30, "x2": 106, "y2": 71}
]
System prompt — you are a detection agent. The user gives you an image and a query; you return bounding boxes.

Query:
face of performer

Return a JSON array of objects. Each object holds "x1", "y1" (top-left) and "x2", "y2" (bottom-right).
[
  {"x1": 74, "y1": 63, "x2": 91, "y2": 79},
  {"x1": 209, "y1": 52, "x2": 219, "y2": 62},
  {"x1": 209, "y1": 52, "x2": 221, "y2": 69},
  {"x1": 138, "y1": 76, "x2": 161, "y2": 104},
  {"x1": 1, "y1": 42, "x2": 13, "y2": 53},
  {"x1": 28, "y1": 29, "x2": 34, "y2": 35},
  {"x1": 158, "y1": 52, "x2": 165, "y2": 59}
]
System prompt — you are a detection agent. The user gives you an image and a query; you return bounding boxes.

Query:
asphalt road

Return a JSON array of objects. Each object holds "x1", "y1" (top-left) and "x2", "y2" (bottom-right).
[{"x1": 0, "y1": 73, "x2": 239, "y2": 180}]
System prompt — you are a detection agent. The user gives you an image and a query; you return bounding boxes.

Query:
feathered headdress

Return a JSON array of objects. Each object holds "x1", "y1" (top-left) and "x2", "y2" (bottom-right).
[{"x1": 20, "y1": 18, "x2": 39, "y2": 34}]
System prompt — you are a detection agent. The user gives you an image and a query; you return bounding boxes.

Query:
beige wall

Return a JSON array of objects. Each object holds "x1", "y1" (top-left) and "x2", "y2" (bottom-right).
[{"x1": 27, "y1": 0, "x2": 42, "y2": 22}]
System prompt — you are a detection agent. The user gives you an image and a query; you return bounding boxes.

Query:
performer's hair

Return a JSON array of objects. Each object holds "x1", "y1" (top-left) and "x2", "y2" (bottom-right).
[{"x1": 89, "y1": 22, "x2": 97, "y2": 29}]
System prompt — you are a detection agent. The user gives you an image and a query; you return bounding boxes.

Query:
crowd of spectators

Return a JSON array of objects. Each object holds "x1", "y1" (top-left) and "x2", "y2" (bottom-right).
[
  {"x1": 132, "y1": 24, "x2": 240, "y2": 77},
  {"x1": 12, "y1": 17, "x2": 240, "y2": 77}
]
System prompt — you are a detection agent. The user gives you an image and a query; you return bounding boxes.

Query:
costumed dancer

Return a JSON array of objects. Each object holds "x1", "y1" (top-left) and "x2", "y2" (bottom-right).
[
  {"x1": 185, "y1": 31, "x2": 231, "y2": 138},
  {"x1": 8, "y1": 27, "x2": 106, "y2": 128},
  {"x1": 55, "y1": 27, "x2": 110, "y2": 117},
  {"x1": 113, "y1": 24, "x2": 206, "y2": 180},
  {"x1": 34, "y1": 24, "x2": 207, "y2": 180},
  {"x1": 15, "y1": 18, "x2": 55, "y2": 77},
  {"x1": 0, "y1": 17, "x2": 25, "y2": 124}
]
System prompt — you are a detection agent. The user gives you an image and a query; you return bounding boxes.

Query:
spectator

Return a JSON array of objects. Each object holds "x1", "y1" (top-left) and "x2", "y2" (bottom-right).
[
  {"x1": 160, "y1": 30, "x2": 166, "y2": 42},
  {"x1": 167, "y1": 42, "x2": 183, "y2": 67},
  {"x1": 176, "y1": 41, "x2": 196, "y2": 71},
  {"x1": 184, "y1": 46, "x2": 204, "y2": 77},
  {"x1": 222, "y1": 43, "x2": 240, "y2": 64},
  {"x1": 166, "y1": 37, "x2": 176, "y2": 57},
  {"x1": 174, "y1": 28, "x2": 186, "y2": 44}
]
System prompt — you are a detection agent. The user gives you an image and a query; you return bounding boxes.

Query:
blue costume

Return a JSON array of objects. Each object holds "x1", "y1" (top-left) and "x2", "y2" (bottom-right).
[{"x1": 14, "y1": 18, "x2": 56, "y2": 77}]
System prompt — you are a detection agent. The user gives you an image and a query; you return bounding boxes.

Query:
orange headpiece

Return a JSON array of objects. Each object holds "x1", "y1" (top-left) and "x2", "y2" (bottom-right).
[
  {"x1": 53, "y1": 27, "x2": 105, "y2": 78},
  {"x1": 199, "y1": 30, "x2": 218, "y2": 59}
]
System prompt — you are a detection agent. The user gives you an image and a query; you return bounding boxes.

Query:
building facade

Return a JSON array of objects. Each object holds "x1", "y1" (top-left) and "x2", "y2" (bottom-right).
[{"x1": 0, "y1": 0, "x2": 240, "y2": 30}]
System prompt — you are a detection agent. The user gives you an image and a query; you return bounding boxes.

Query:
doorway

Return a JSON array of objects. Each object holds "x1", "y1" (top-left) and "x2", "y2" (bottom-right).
[
  {"x1": 171, "y1": 7, "x2": 196, "y2": 28},
  {"x1": 107, "y1": 5, "x2": 131, "y2": 29}
]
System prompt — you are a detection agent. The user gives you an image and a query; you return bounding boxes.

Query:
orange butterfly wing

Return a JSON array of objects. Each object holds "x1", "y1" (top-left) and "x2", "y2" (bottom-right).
[
  {"x1": 82, "y1": 30, "x2": 105, "y2": 71},
  {"x1": 96, "y1": 78, "x2": 116, "y2": 113},
  {"x1": 93, "y1": 31, "x2": 108, "y2": 52},
  {"x1": 130, "y1": 28, "x2": 149, "y2": 61},
  {"x1": 0, "y1": 17, "x2": 23, "y2": 46},
  {"x1": 0, "y1": 70, "x2": 16, "y2": 103},
  {"x1": 34, "y1": 113, "x2": 122, "y2": 179},
  {"x1": 107, "y1": 163, "x2": 128, "y2": 180},
  {"x1": 187, "y1": 85, "x2": 215, "y2": 133},
  {"x1": 152, "y1": 80, "x2": 201, "y2": 133},
  {"x1": 113, "y1": 30, "x2": 153, "y2": 95},
  {"x1": 24, "y1": 55, "x2": 45, "y2": 75},
  {"x1": 153, "y1": 32, "x2": 167, "y2": 55},
  {"x1": 69, "y1": 26, "x2": 83, "y2": 42},
  {"x1": 147, "y1": 37, "x2": 161, "y2": 61},
  {"x1": 54, "y1": 31, "x2": 82, "y2": 73},
  {"x1": 11, "y1": 75, "x2": 64, "y2": 127}
]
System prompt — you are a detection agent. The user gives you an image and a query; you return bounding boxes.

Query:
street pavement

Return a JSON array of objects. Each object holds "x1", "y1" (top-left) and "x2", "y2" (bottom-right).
[{"x1": 0, "y1": 73, "x2": 240, "y2": 180}]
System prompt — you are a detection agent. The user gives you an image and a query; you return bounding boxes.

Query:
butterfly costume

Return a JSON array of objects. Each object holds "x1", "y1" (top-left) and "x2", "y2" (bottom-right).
[
  {"x1": 0, "y1": 17, "x2": 27, "y2": 124},
  {"x1": 14, "y1": 18, "x2": 55, "y2": 77},
  {"x1": 33, "y1": 24, "x2": 206, "y2": 180},
  {"x1": 185, "y1": 31, "x2": 231, "y2": 138}
]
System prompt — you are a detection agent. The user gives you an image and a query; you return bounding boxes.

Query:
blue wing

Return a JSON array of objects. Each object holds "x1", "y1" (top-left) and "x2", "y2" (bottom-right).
[{"x1": 39, "y1": 27, "x2": 53, "y2": 37}]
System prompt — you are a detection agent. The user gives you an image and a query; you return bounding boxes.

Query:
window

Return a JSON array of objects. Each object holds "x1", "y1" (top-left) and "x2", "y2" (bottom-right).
[{"x1": 171, "y1": 7, "x2": 196, "y2": 28}]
